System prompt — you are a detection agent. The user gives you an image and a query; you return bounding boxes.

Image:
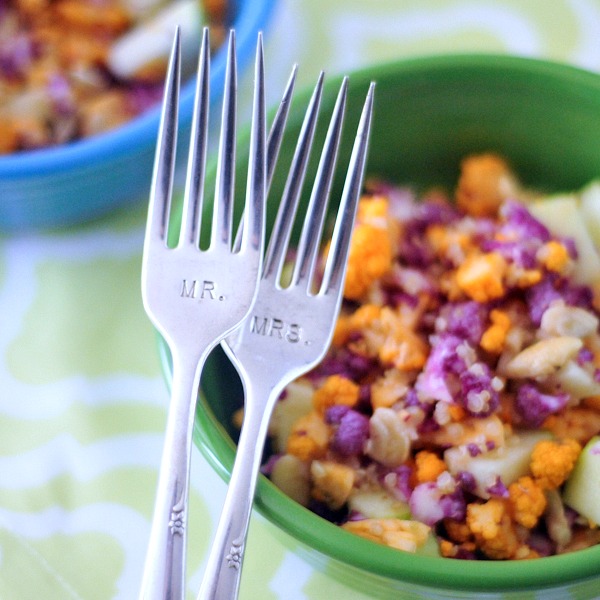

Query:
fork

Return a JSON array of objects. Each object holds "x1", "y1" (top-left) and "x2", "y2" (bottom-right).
[
  {"x1": 197, "y1": 76, "x2": 376, "y2": 600},
  {"x1": 139, "y1": 27, "x2": 269, "y2": 599}
]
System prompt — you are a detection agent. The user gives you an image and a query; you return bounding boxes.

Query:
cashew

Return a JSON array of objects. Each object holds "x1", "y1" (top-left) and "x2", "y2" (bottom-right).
[
  {"x1": 540, "y1": 304, "x2": 599, "y2": 338},
  {"x1": 503, "y1": 336, "x2": 583, "y2": 379},
  {"x1": 365, "y1": 407, "x2": 412, "y2": 467}
]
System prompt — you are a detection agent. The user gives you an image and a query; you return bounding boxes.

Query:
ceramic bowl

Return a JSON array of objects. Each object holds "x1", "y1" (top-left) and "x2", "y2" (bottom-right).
[
  {"x1": 0, "y1": 0, "x2": 275, "y2": 232},
  {"x1": 167, "y1": 54, "x2": 600, "y2": 599}
]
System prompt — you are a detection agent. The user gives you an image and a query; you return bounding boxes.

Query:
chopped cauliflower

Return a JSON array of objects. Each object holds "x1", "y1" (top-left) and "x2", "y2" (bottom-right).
[
  {"x1": 466, "y1": 498, "x2": 520, "y2": 559},
  {"x1": 312, "y1": 374, "x2": 360, "y2": 415},
  {"x1": 342, "y1": 518, "x2": 431, "y2": 553},
  {"x1": 455, "y1": 252, "x2": 508, "y2": 303},
  {"x1": 530, "y1": 438, "x2": 582, "y2": 490},
  {"x1": 456, "y1": 153, "x2": 520, "y2": 217},
  {"x1": 508, "y1": 476, "x2": 547, "y2": 529},
  {"x1": 543, "y1": 406, "x2": 600, "y2": 445},
  {"x1": 414, "y1": 450, "x2": 447, "y2": 484},
  {"x1": 480, "y1": 309, "x2": 511, "y2": 354},
  {"x1": 286, "y1": 411, "x2": 330, "y2": 462},
  {"x1": 537, "y1": 240, "x2": 571, "y2": 273},
  {"x1": 344, "y1": 197, "x2": 393, "y2": 300}
]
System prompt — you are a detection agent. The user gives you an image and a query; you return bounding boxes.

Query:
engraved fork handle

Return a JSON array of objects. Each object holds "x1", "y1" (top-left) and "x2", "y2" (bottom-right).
[
  {"x1": 197, "y1": 373, "x2": 279, "y2": 600},
  {"x1": 140, "y1": 347, "x2": 209, "y2": 600}
]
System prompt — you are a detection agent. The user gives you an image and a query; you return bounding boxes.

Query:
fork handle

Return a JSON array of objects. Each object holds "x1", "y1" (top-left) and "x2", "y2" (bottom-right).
[
  {"x1": 140, "y1": 349, "x2": 205, "y2": 600},
  {"x1": 197, "y1": 375, "x2": 278, "y2": 600}
]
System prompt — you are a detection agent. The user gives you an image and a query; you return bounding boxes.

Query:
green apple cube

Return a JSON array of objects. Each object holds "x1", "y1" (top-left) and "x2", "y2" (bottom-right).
[
  {"x1": 563, "y1": 436, "x2": 600, "y2": 524},
  {"x1": 348, "y1": 487, "x2": 410, "y2": 519},
  {"x1": 269, "y1": 379, "x2": 314, "y2": 453},
  {"x1": 445, "y1": 430, "x2": 552, "y2": 498},
  {"x1": 528, "y1": 195, "x2": 600, "y2": 286}
]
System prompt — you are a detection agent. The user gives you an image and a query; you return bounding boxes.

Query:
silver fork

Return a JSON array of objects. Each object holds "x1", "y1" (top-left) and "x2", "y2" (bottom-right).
[
  {"x1": 139, "y1": 27, "x2": 269, "y2": 600},
  {"x1": 197, "y1": 76, "x2": 376, "y2": 600}
]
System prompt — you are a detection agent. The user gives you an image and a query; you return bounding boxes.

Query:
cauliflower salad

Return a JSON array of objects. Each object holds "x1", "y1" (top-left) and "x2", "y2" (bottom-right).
[{"x1": 262, "y1": 154, "x2": 600, "y2": 560}]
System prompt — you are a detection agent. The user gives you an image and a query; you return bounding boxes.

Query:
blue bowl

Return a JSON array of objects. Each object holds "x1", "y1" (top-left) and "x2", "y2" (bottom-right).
[{"x1": 0, "y1": 0, "x2": 276, "y2": 232}]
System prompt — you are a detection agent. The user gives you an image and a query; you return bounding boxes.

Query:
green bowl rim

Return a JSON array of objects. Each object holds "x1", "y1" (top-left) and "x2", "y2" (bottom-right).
[{"x1": 162, "y1": 52, "x2": 600, "y2": 592}]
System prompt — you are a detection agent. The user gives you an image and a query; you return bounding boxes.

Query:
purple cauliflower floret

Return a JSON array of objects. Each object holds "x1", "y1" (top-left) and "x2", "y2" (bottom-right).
[
  {"x1": 459, "y1": 362, "x2": 500, "y2": 417},
  {"x1": 329, "y1": 409, "x2": 370, "y2": 457},
  {"x1": 415, "y1": 333, "x2": 469, "y2": 403},
  {"x1": 439, "y1": 487, "x2": 467, "y2": 521},
  {"x1": 456, "y1": 471, "x2": 477, "y2": 494},
  {"x1": 436, "y1": 301, "x2": 487, "y2": 345},
  {"x1": 526, "y1": 273, "x2": 594, "y2": 325},
  {"x1": 500, "y1": 200, "x2": 552, "y2": 243},
  {"x1": 486, "y1": 476, "x2": 509, "y2": 498},
  {"x1": 515, "y1": 383, "x2": 569, "y2": 427},
  {"x1": 409, "y1": 478, "x2": 466, "y2": 525},
  {"x1": 481, "y1": 238, "x2": 539, "y2": 269},
  {"x1": 311, "y1": 348, "x2": 376, "y2": 381}
]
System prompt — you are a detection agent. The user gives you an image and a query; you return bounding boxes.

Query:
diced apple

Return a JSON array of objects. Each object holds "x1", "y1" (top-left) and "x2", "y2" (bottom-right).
[
  {"x1": 348, "y1": 487, "x2": 410, "y2": 519},
  {"x1": 269, "y1": 379, "x2": 314, "y2": 453},
  {"x1": 270, "y1": 454, "x2": 311, "y2": 506},
  {"x1": 528, "y1": 195, "x2": 600, "y2": 286},
  {"x1": 445, "y1": 429, "x2": 552, "y2": 499},
  {"x1": 563, "y1": 436, "x2": 600, "y2": 524}
]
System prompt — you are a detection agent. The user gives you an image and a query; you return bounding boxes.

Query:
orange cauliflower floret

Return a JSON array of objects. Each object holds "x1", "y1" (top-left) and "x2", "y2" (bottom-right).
[
  {"x1": 312, "y1": 374, "x2": 360, "y2": 415},
  {"x1": 537, "y1": 240, "x2": 571, "y2": 273},
  {"x1": 480, "y1": 309, "x2": 511, "y2": 354},
  {"x1": 455, "y1": 153, "x2": 519, "y2": 217},
  {"x1": 508, "y1": 476, "x2": 547, "y2": 529},
  {"x1": 342, "y1": 518, "x2": 431, "y2": 553},
  {"x1": 370, "y1": 369, "x2": 411, "y2": 409},
  {"x1": 332, "y1": 304, "x2": 382, "y2": 346},
  {"x1": 455, "y1": 252, "x2": 508, "y2": 303},
  {"x1": 530, "y1": 438, "x2": 582, "y2": 490},
  {"x1": 357, "y1": 194, "x2": 389, "y2": 226},
  {"x1": 543, "y1": 407, "x2": 600, "y2": 445},
  {"x1": 344, "y1": 197, "x2": 393, "y2": 300},
  {"x1": 286, "y1": 410, "x2": 330, "y2": 462},
  {"x1": 466, "y1": 498, "x2": 520, "y2": 559},
  {"x1": 310, "y1": 460, "x2": 355, "y2": 509},
  {"x1": 364, "y1": 306, "x2": 429, "y2": 371},
  {"x1": 414, "y1": 450, "x2": 447, "y2": 484},
  {"x1": 426, "y1": 223, "x2": 474, "y2": 257}
]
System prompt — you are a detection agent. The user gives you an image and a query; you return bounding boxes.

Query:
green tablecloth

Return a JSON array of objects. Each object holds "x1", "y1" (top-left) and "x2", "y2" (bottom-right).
[{"x1": 3, "y1": 1, "x2": 600, "y2": 598}]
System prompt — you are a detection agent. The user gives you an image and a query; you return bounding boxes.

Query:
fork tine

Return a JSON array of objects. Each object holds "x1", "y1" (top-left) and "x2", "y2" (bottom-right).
[
  {"x1": 266, "y1": 64, "x2": 298, "y2": 191},
  {"x1": 263, "y1": 71, "x2": 325, "y2": 282},
  {"x1": 239, "y1": 32, "x2": 266, "y2": 253},
  {"x1": 291, "y1": 76, "x2": 348, "y2": 290},
  {"x1": 321, "y1": 82, "x2": 375, "y2": 295},
  {"x1": 179, "y1": 27, "x2": 210, "y2": 248},
  {"x1": 211, "y1": 29, "x2": 237, "y2": 249},
  {"x1": 146, "y1": 27, "x2": 181, "y2": 244},
  {"x1": 231, "y1": 63, "x2": 298, "y2": 255}
]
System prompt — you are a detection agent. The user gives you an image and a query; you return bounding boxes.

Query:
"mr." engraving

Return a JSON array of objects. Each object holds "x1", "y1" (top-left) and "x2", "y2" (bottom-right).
[
  {"x1": 250, "y1": 315, "x2": 301, "y2": 343},
  {"x1": 180, "y1": 279, "x2": 223, "y2": 301}
]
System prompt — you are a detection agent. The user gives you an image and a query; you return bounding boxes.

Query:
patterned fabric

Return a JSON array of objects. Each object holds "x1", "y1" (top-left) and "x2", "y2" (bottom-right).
[{"x1": 3, "y1": 1, "x2": 600, "y2": 598}]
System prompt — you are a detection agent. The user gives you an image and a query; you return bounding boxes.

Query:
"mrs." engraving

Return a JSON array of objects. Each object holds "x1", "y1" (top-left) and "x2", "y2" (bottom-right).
[
  {"x1": 250, "y1": 315, "x2": 301, "y2": 343},
  {"x1": 180, "y1": 279, "x2": 224, "y2": 301}
]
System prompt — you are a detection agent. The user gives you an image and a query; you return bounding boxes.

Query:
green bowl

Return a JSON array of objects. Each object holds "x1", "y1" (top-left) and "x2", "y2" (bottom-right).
[{"x1": 160, "y1": 54, "x2": 600, "y2": 598}]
